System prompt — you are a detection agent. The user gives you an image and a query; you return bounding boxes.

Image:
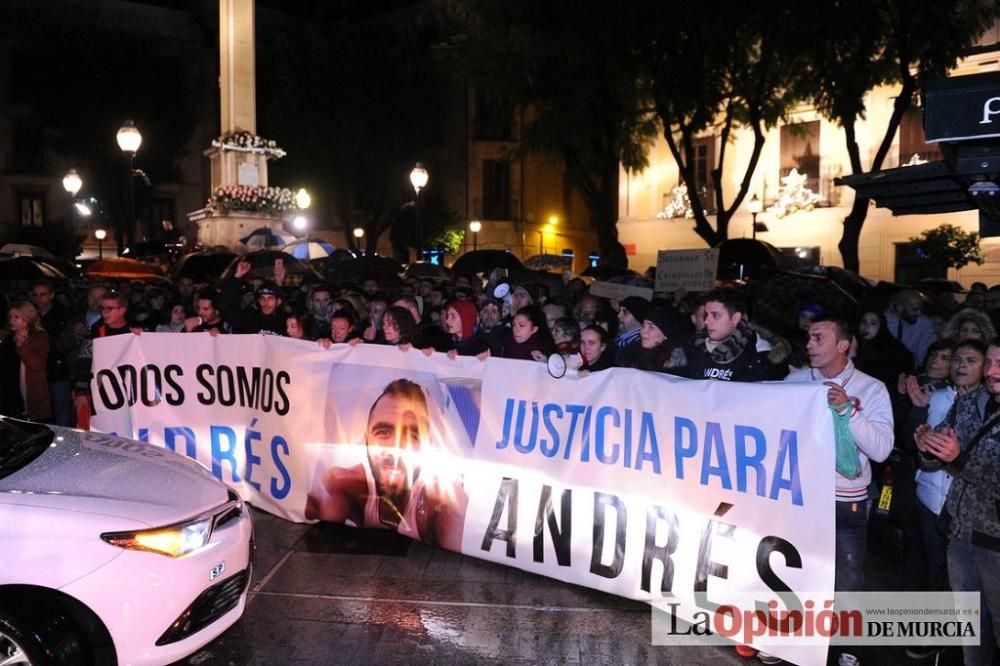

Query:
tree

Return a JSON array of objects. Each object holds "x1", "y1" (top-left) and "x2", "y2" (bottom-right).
[
  {"x1": 458, "y1": 0, "x2": 658, "y2": 267},
  {"x1": 639, "y1": 0, "x2": 816, "y2": 248},
  {"x1": 910, "y1": 223, "x2": 983, "y2": 271},
  {"x1": 804, "y1": 0, "x2": 1000, "y2": 272}
]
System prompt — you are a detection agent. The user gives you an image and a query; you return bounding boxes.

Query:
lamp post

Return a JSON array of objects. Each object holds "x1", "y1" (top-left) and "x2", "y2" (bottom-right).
[
  {"x1": 469, "y1": 219, "x2": 481, "y2": 251},
  {"x1": 749, "y1": 193, "x2": 765, "y2": 240},
  {"x1": 353, "y1": 226, "x2": 365, "y2": 255},
  {"x1": 295, "y1": 188, "x2": 311, "y2": 210},
  {"x1": 292, "y1": 215, "x2": 309, "y2": 236},
  {"x1": 95, "y1": 228, "x2": 107, "y2": 259},
  {"x1": 409, "y1": 163, "x2": 428, "y2": 262},
  {"x1": 116, "y1": 120, "x2": 142, "y2": 251},
  {"x1": 62, "y1": 169, "x2": 82, "y2": 197}
]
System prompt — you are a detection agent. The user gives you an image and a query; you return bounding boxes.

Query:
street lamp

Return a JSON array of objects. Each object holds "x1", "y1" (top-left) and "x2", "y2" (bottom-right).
[
  {"x1": 353, "y1": 226, "x2": 365, "y2": 255},
  {"x1": 62, "y1": 169, "x2": 82, "y2": 197},
  {"x1": 94, "y1": 228, "x2": 107, "y2": 259},
  {"x1": 295, "y1": 188, "x2": 311, "y2": 209},
  {"x1": 292, "y1": 215, "x2": 309, "y2": 234},
  {"x1": 749, "y1": 193, "x2": 768, "y2": 240},
  {"x1": 469, "y1": 220, "x2": 481, "y2": 251},
  {"x1": 409, "y1": 162, "x2": 429, "y2": 262},
  {"x1": 116, "y1": 120, "x2": 142, "y2": 249}
]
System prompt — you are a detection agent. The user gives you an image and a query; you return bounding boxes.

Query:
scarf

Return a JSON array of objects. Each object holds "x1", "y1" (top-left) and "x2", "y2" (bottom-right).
[{"x1": 694, "y1": 321, "x2": 752, "y2": 363}]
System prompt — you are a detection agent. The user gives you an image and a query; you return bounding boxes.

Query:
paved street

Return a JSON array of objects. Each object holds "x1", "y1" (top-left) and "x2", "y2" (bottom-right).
[{"x1": 172, "y1": 508, "x2": 746, "y2": 666}]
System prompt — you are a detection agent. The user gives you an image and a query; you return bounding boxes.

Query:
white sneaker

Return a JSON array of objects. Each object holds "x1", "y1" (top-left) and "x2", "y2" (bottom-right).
[
  {"x1": 838, "y1": 653, "x2": 860, "y2": 666},
  {"x1": 757, "y1": 651, "x2": 782, "y2": 664}
]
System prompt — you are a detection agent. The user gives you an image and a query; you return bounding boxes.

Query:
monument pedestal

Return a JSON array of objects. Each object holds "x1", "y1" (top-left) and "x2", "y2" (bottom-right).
[
  {"x1": 189, "y1": 207, "x2": 287, "y2": 250},
  {"x1": 206, "y1": 146, "x2": 269, "y2": 191}
]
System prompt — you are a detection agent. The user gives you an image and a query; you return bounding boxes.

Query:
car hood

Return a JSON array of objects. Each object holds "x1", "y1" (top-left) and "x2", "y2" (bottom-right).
[{"x1": 0, "y1": 426, "x2": 229, "y2": 526}]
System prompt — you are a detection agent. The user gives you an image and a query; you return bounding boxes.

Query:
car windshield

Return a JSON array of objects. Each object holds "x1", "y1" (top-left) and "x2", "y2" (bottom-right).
[{"x1": 0, "y1": 418, "x2": 54, "y2": 482}]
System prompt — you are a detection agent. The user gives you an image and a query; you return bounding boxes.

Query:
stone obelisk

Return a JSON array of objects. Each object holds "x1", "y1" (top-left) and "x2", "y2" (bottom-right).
[{"x1": 189, "y1": 0, "x2": 283, "y2": 250}]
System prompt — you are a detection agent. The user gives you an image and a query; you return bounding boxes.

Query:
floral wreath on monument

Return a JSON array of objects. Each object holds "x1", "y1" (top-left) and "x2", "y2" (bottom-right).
[
  {"x1": 208, "y1": 185, "x2": 297, "y2": 214},
  {"x1": 212, "y1": 130, "x2": 286, "y2": 159}
]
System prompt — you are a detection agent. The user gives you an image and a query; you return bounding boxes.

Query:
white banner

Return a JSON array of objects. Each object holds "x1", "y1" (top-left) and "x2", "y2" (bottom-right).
[{"x1": 92, "y1": 334, "x2": 834, "y2": 665}]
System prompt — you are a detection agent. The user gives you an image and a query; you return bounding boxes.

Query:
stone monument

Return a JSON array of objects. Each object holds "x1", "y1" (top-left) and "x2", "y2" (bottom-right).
[{"x1": 188, "y1": 0, "x2": 296, "y2": 250}]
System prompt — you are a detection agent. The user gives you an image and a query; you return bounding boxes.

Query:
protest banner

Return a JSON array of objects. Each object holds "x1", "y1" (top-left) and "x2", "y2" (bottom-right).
[
  {"x1": 92, "y1": 334, "x2": 834, "y2": 665},
  {"x1": 655, "y1": 248, "x2": 720, "y2": 292},
  {"x1": 588, "y1": 280, "x2": 653, "y2": 303}
]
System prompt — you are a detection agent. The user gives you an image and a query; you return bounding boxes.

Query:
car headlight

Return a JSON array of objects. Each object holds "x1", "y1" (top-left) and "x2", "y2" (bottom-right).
[{"x1": 101, "y1": 517, "x2": 213, "y2": 558}]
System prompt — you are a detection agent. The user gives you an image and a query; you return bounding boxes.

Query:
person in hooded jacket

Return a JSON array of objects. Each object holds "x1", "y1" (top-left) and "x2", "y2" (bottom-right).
[
  {"x1": 440, "y1": 300, "x2": 489, "y2": 357},
  {"x1": 619, "y1": 307, "x2": 688, "y2": 376}
]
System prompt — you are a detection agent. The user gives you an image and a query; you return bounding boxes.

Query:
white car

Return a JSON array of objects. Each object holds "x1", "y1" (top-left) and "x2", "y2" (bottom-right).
[{"x1": 0, "y1": 417, "x2": 253, "y2": 665}]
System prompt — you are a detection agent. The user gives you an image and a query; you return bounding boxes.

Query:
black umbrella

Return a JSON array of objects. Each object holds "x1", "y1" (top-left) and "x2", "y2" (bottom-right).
[
  {"x1": 451, "y1": 250, "x2": 524, "y2": 275},
  {"x1": 793, "y1": 265, "x2": 874, "y2": 303},
  {"x1": 326, "y1": 255, "x2": 404, "y2": 283},
  {"x1": 404, "y1": 262, "x2": 451, "y2": 282},
  {"x1": 747, "y1": 271, "x2": 860, "y2": 329},
  {"x1": 715, "y1": 239, "x2": 789, "y2": 281},
  {"x1": 222, "y1": 250, "x2": 324, "y2": 285},
  {"x1": 168, "y1": 251, "x2": 237, "y2": 282},
  {"x1": 0, "y1": 256, "x2": 67, "y2": 281}
]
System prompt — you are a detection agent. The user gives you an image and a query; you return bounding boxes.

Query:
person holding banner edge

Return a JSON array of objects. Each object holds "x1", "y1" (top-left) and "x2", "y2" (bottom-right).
[{"x1": 785, "y1": 315, "x2": 894, "y2": 666}]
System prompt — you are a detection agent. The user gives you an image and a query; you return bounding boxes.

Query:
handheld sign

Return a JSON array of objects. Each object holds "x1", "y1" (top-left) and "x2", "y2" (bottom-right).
[{"x1": 654, "y1": 249, "x2": 719, "y2": 293}]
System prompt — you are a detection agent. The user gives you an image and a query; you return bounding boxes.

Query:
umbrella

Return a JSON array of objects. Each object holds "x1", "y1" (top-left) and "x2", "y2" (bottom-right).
[
  {"x1": 715, "y1": 239, "x2": 789, "y2": 281},
  {"x1": 793, "y1": 265, "x2": 874, "y2": 302},
  {"x1": 451, "y1": 250, "x2": 524, "y2": 275},
  {"x1": 403, "y1": 262, "x2": 451, "y2": 282},
  {"x1": 168, "y1": 250, "x2": 237, "y2": 282},
  {"x1": 222, "y1": 250, "x2": 324, "y2": 285},
  {"x1": 0, "y1": 256, "x2": 67, "y2": 281},
  {"x1": 282, "y1": 238, "x2": 336, "y2": 261},
  {"x1": 0, "y1": 243, "x2": 56, "y2": 259},
  {"x1": 581, "y1": 265, "x2": 639, "y2": 280},
  {"x1": 523, "y1": 254, "x2": 573, "y2": 272},
  {"x1": 508, "y1": 268, "x2": 566, "y2": 299},
  {"x1": 327, "y1": 255, "x2": 404, "y2": 282},
  {"x1": 239, "y1": 227, "x2": 295, "y2": 250},
  {"x1": 747, "y1": 271, "x2": 860, "y2": 330},
  {"x1": 84, "y1": 257, "x2": 164, "y2": 280}
]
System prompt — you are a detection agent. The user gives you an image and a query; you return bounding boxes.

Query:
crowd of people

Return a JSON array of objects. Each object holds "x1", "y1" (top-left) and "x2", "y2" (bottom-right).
[{"x1": 2, "y1": 256, "x2": 1000, "y2": 665}]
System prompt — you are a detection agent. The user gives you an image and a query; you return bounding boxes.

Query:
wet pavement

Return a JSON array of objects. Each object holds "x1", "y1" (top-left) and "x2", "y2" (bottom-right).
[{"x1": 172, "y1": 508, "x2": 746, "y2": 665}]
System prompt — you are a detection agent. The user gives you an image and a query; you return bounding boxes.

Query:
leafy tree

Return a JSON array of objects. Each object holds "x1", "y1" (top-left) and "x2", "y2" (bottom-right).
[
  {"x1": 910, "y1": 223, "x2": 983, "y2": 271},
  {"x1": 457, "y1": 0, "x2": 658, "y2": 267},
  {"x1": 804, "y1": 0, "x2": 1000, "y2": 272},
  {"x1": 639, "y1": 0, "x2": 817, "y2": 247}
]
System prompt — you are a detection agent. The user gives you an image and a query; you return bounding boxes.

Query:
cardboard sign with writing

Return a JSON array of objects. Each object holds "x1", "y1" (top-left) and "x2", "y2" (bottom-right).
[
  {"x1": 655, "y1": 249, "x2": 719, "y2": 292},
  {"x1": 589, "y1": 280, "x2": 653, "y2": 303}
]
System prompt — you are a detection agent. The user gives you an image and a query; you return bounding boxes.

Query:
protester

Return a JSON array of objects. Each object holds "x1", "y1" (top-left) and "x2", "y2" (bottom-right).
[
  {"x1": 578, "y1": 324, "x2": 615, "y2": 373},
  {"x1": 0, "y1": 302, "x2": 51, "y2": 421},
  {"x1": 686, "y1": 288, "x2": 786, "y2": 381},
  {"x1": 497, "y1": 305, "x2": 554, "y2": 361},
  {"x1": 619, "y1": 308, "x2": 688, "y2": 375},
  {"x1": 185, "y1": 289, "x2": 229, "y2": 335},
  {"x1": 614, "y1": 296, "x2": 649, "y2": 365},
  {"x1": 30, "y1": 279, "x2": 72, "y2": 426},
  {"x1": 380, "y1": 305, "x2": 421, "y2": 348},
  {"x1": 854, "y1": 310, "x2": 913, "y2": 423},
  {"x1": 221, "y1": 259, "x2": 288, "y2": 335},
  {"x1": 885, "y1": 289, "x2": 937, "y2": 369},
  {"x1": 439, "y1": 300, "x2": 487, "y2": 357},
  {"x1": 942, "y1": 307, "x2": 995, "y2": 342},
  {"x1": 72, "y1": 291, "x2": 138, "y2": 422},
  {"x1": 916, "y1": 340, "x2": 1000, "y2": 666},
  {"x1": 155, "y1": 303, "x2": 187, "y2": 333}
]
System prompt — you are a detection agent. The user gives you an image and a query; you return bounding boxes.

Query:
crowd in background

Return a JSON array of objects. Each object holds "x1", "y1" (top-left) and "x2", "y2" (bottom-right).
[{"x1": 3, "y1": 259, "x2": 1000, "y2": 665}]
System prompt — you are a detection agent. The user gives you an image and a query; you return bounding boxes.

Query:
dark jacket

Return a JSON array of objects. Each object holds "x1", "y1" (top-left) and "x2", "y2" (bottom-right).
[
  {"x1": 498, "y1": 331, "x2": 554, "y2": 361},
  {"x1": 620, "y1": 340, "x2": 687, "y2": 375},
  {"x1": 221, "y1": 278, "x2": 286, "y2": 335},
  {"x1": 38, "y1": 304, "x2": 71, "y2": 382},
  {"x1": 685, "y1": 324, "x2": 785, "y2": 382},
  {"x1": 74, "y1": 322, "x2": 132, "y2": 395},
  {"x1": 930, "y1": 403, "x2": 1000, "y2": 551}
]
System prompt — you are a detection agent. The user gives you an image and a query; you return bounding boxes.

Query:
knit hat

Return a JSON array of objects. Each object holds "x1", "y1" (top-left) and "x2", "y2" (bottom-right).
[
  {"x1": 644, "y1": 307, "x2": 686, "y2": 343},
  {"x1": 513, "y1": 283, "x2": 539, "y2": 304},
  {"x1": 448, "y1": 300, "x2": 479, "y2": 341},
  {"x1": 620, "y1": 296, "x2": 651, "y2": 323}
]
